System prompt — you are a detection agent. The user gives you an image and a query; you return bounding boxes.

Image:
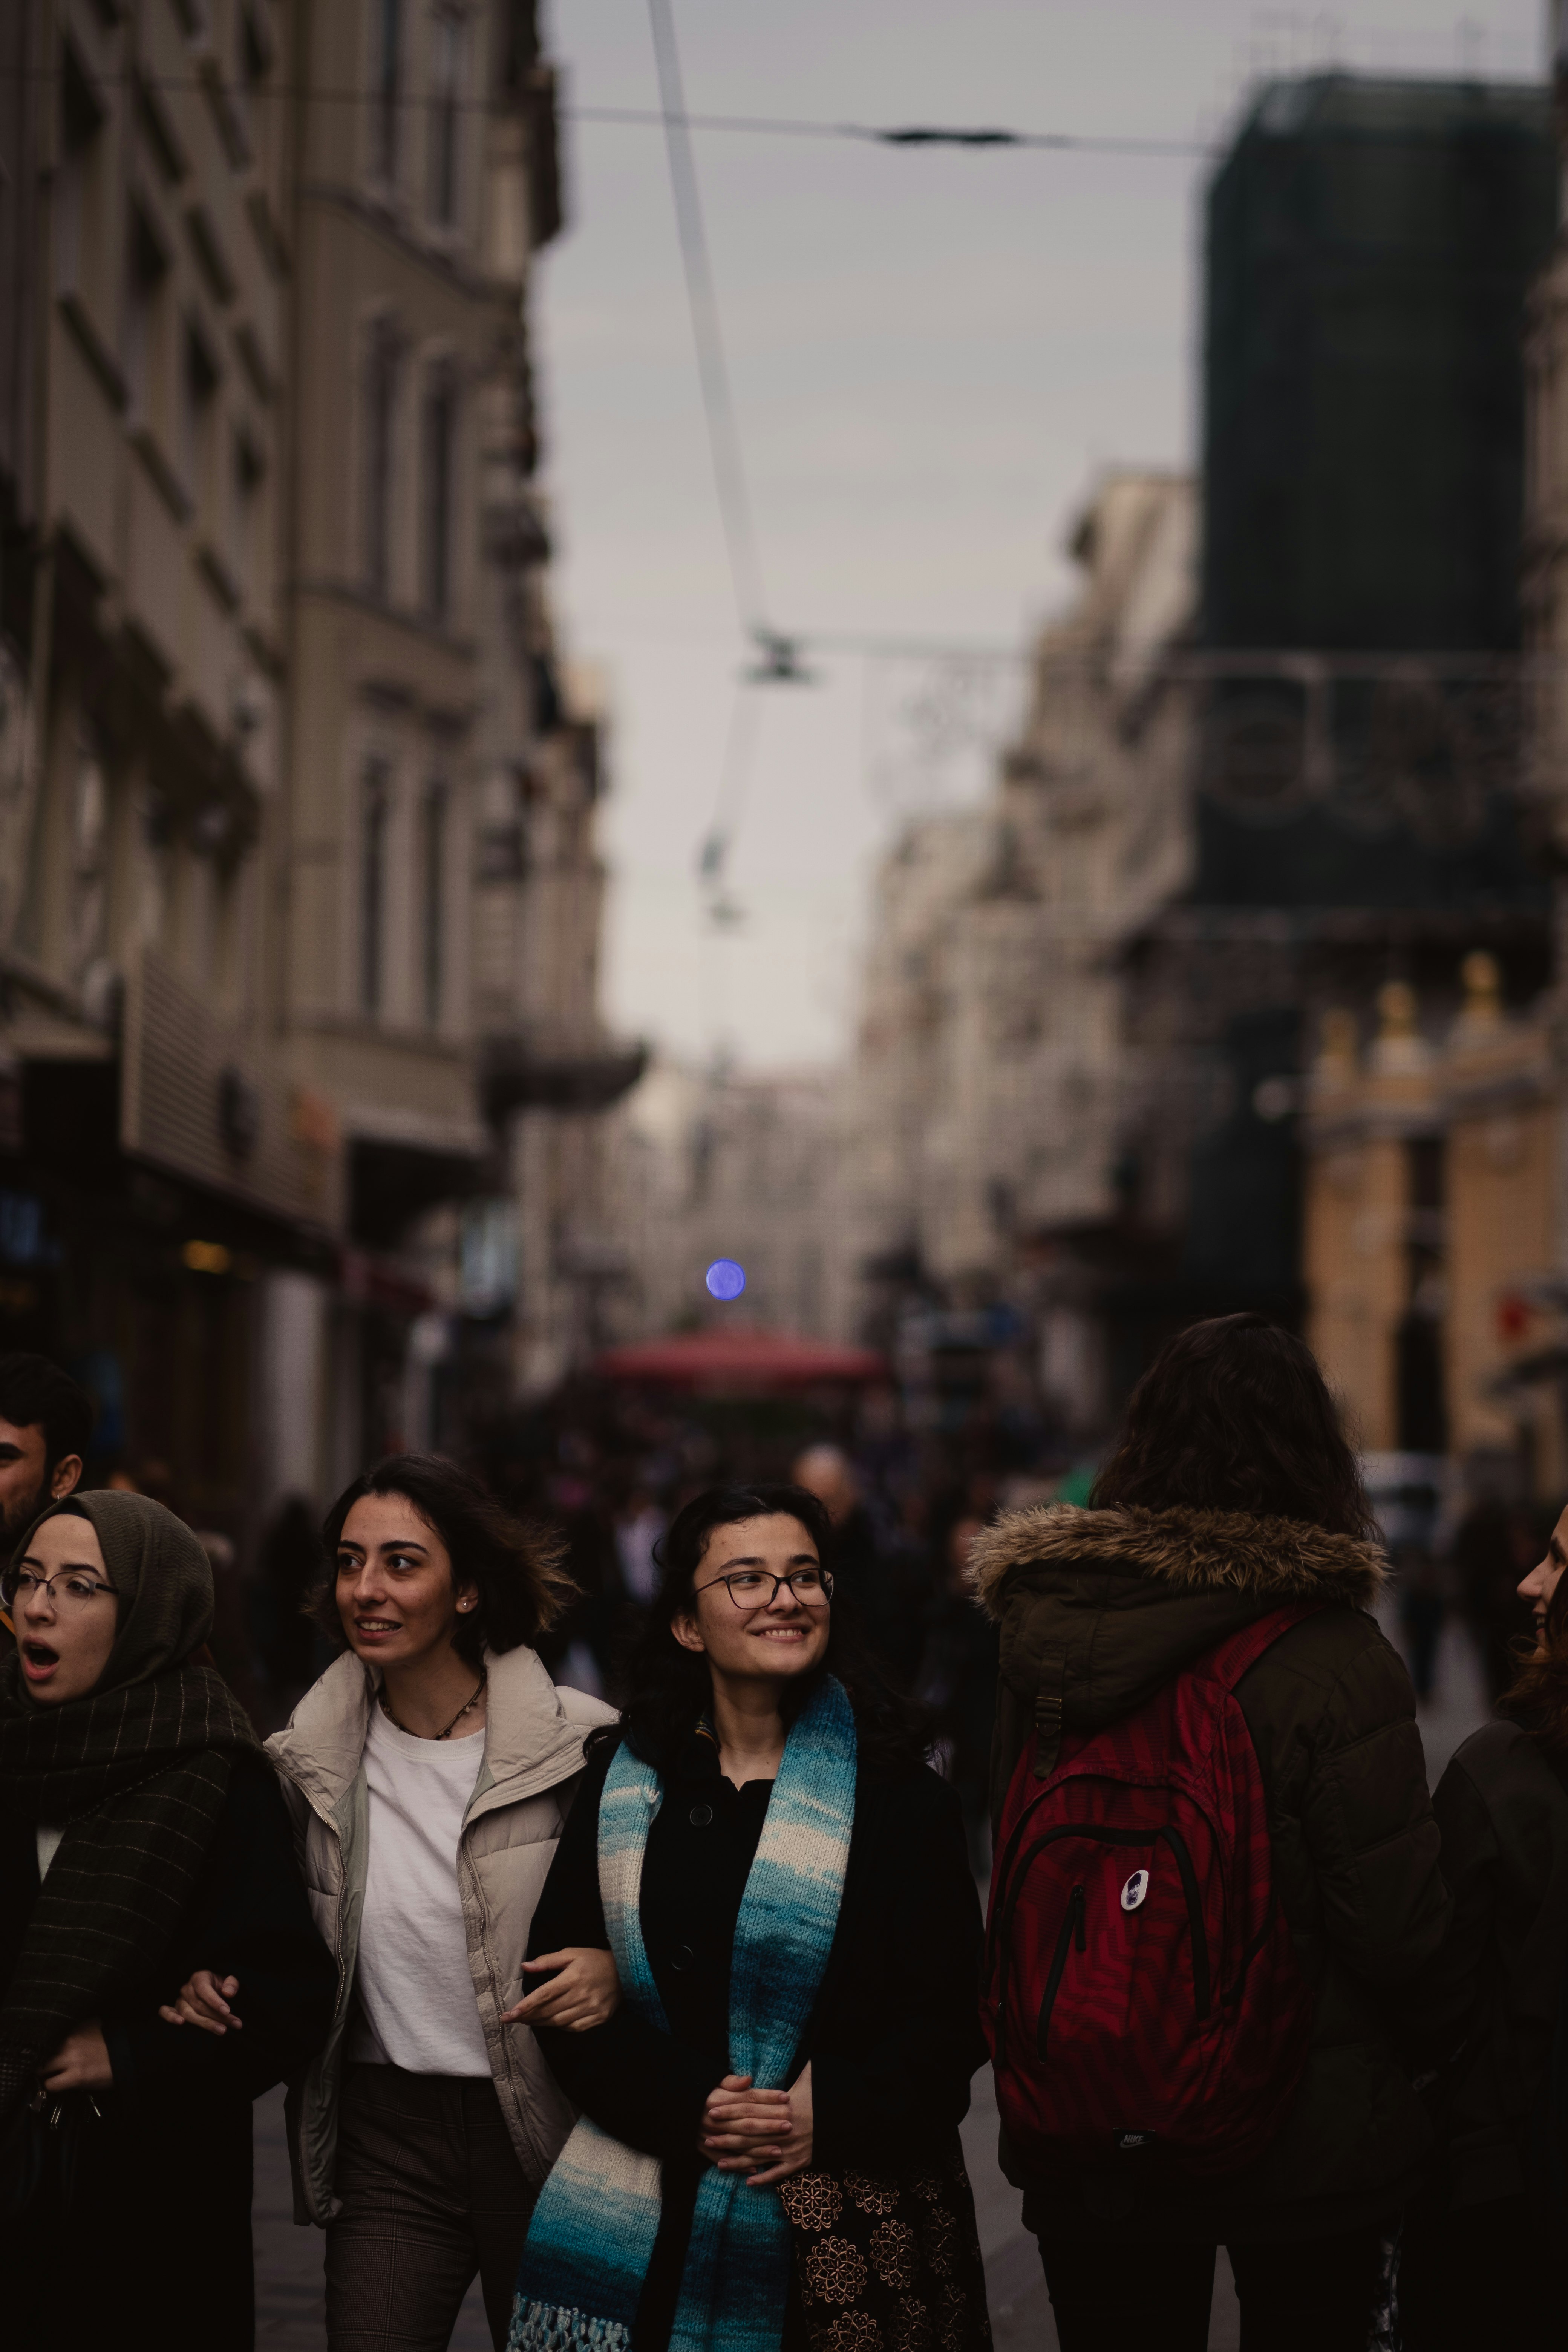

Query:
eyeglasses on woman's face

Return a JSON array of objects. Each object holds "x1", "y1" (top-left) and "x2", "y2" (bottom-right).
[
  {"x1": 2, "y1": 1565, "x2": 118, "y2": 1612},
  {"x1": 694, "y1": 1565, "x2": 835, "y2": 1610}
]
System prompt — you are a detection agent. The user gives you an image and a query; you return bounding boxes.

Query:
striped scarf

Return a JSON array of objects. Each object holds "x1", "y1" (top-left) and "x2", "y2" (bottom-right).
[{"x1": 510, "y1": 1674, "x2": 857, "y2": 2352}]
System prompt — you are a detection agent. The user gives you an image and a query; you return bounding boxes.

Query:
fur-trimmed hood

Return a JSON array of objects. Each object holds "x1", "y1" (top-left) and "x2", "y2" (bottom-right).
[
  {"x1": 973, "y1": 1501, "x2": 1389, "y2": 1751},
  {"x1": 971, "y1": 1501, "x2": 1387, "y2": 1619}
]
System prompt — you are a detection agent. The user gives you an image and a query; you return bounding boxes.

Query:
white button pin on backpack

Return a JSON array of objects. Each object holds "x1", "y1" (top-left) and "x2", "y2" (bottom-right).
[{"x1": 1121, "y1": 1870, "x2": 1150, "y2": 1912}]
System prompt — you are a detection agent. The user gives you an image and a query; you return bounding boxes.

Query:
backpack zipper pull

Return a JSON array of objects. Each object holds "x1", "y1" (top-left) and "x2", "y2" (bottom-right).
[{"x1": 1036, "y1": 1881, "x2": 1089, "y2": 2060}]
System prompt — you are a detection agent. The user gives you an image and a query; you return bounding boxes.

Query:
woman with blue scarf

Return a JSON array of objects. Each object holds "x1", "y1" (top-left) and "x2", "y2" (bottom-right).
[{"x1": 508, "y1": 1482, "x2": 991, "y2": 2352}]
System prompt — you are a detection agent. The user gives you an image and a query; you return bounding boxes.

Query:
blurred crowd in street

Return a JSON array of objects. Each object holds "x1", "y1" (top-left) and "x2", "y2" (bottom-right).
[{"x1": 143, "y1": 1375, "x2": 1553, "y2": 1881}]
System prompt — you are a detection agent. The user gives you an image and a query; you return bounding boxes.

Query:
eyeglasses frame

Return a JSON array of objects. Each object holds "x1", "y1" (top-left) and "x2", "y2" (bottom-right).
[
  {"x1": 1, "y1": 1566, "x2": 120, "y2": 1610},
  {"x1": 692, "y1": 1566, "x2": 835, "y2": 1611}
]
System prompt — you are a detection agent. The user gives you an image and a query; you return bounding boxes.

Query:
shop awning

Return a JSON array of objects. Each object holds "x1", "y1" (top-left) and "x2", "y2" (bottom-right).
[
  {"x1": 482, "y1": 1034, "x2": 647, "y2": 1117},
  {"x1": 593, "y1": 1328, "x2": 888, "y2": 1390}
]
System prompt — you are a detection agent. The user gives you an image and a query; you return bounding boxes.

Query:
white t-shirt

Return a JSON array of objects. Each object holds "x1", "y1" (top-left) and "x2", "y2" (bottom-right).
[{"x1": 350, "y1": 1702, "x2": 491, "y2": 2077}]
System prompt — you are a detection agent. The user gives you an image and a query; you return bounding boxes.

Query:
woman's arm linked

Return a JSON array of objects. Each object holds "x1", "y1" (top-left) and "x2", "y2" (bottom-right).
[{"x1": 128, "y1": 1755, "x2": 335, "y2": 2098}]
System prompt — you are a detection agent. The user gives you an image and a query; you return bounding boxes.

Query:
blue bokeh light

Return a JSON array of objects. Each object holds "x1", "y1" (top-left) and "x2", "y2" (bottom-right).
[{"x1": 705, "y1": 1259, "x2": 747, "y2": 1302}]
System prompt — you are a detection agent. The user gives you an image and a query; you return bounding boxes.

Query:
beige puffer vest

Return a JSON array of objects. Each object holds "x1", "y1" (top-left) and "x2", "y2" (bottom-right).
[{"x1": 265, "y1": 1643, "x2": 616, "y2": 2225}]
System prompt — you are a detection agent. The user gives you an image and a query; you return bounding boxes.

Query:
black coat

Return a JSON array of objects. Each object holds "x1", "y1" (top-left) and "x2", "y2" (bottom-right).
[
  {"x1": 1404, "y1": 1717, "x2": 1568, "y2": 2208},
  {"x1": 528, "y1": 1727, "x2": 986, "y2": 2350},
  {"x1": 4, "y1": 1749, "x2": 336, "y2": 2352}
]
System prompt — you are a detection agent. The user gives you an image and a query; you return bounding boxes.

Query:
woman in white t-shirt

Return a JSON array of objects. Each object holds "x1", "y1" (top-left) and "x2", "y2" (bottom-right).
[{"x1": 166, "y1": 1455, "x2": 618, "y2": 2352}]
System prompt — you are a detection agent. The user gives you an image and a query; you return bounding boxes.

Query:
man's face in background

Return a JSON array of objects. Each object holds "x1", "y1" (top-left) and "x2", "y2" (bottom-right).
[{"x1": 0, "y1": 1416, "x2": 82, "y2": 1551}]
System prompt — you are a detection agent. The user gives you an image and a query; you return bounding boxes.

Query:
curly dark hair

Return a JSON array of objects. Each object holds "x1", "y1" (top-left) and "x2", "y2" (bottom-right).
[
  {"x1": 309, "y1": 1453, "x2": 574, "y2": 1667},
  {"x1": 1090, "y1": 1313, "x2": 1377, "y2": 1541},
  {"x1": 607, "y1": 1481, "x2": 928, "y2": 1778},
  {"x1": 1502, "y1": 1547, "x2": 1568, "y2": 1752}
]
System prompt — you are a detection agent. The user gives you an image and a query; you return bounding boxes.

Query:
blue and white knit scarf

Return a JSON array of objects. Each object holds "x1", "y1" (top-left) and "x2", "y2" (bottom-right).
[{"x1": 508, "y1": 1674, "x2": 858, "y2": 2352}]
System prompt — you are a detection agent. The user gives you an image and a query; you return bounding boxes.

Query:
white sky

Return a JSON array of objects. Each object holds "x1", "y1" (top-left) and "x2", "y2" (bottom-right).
[{"x1": 534, "y1": 1, "x2": 1545, "y2": 1071}]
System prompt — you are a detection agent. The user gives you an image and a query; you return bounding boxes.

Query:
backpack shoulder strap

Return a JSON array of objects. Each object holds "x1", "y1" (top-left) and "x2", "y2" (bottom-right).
[{"x1": 1199, "y1": 1602, "x2": 1326, "y2": 1695}]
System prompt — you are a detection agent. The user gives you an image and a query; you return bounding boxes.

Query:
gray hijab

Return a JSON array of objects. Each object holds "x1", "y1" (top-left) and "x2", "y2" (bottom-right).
[{"x1": 7, "y1": 1488, "x2": 217, "y2": 1711}]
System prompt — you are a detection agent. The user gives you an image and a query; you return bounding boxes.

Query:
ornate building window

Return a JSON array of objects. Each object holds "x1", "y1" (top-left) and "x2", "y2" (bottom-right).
[
  {"x1": 363, "y1": 317, "x2": 401, "y2": 598},
  {"x1": 230, "y1": 429, "x2": 265, "y2": 587},
  {"x1": 68, "y1": 743, "x2": 109, "y2": 987},
  {"x1": 420, "y1": 363, "x2": 458, "y2": 622},
  {"x1": 372, "y1": 0, "x2": 404, "y2": 187},
  {"x1": 421, "y1": 779, "x2": 447, "y2": 1025},
  {"x1": 55, "y1": 43, "x2": 104, "y2": 300},
  {"x1": 428, "y1": 9, "x2": 465, "y2": 229},
  {"x1": 179, "y1": 321, "x2": 220, "y2": 518},
  {"x1": 122, "y1": 204, "x2": 169, "y2": 426},
  {"x1": 360, "y1": 759, "x2": 391, "y2": 1018}
]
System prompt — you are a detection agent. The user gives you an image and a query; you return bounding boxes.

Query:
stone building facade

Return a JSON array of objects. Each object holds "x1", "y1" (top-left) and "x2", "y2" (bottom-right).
[
  {"x1": 0, "y1": 0, "x2": 629, "y2": 1525},
  {"x1": 849, "y1": 73, "x2": 1559, "y2": 1472},
  {"x1": 1302, "y1": 958, "x2": 1560, "y2": 1485},
  {"x1": 847, "y1": 471, "x2": 1197, "y2": 1427},
  {"x1": 276, "y1": 0, "x2": 634, "y2": 1476}
]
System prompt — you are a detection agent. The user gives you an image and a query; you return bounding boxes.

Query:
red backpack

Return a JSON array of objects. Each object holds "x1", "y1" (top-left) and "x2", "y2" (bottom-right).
[{"x1": 983, "y1": 1605, "x2": 1318, "y2": 2179}]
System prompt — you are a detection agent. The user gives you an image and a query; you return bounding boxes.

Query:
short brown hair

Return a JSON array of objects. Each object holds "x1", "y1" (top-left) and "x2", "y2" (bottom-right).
[{"x1": 310, "y1": 1453, "x2": 574, "y2": 1666}]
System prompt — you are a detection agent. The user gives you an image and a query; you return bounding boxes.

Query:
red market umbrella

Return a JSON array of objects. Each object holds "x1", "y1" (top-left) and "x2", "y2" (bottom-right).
[{"x1": 593, "y1": 1328, "x2": 888, "y2": 1390}]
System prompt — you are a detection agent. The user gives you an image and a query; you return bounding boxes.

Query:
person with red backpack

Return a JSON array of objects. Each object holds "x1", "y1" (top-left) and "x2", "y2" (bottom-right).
[{"x1": 975, "y1": 1314, "x2": 1450, "y2": 2352}]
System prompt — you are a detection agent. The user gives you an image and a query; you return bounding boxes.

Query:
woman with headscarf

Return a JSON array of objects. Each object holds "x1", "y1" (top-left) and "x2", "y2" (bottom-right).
[{"x1": 0, "y1": 1490, "x2": 335, "y2": 2351}]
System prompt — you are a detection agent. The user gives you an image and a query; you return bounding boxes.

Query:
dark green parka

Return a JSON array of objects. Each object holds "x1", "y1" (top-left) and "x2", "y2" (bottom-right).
[{"x1": 974, "y1": 1500, "x2": 1450, "y2": 2243}]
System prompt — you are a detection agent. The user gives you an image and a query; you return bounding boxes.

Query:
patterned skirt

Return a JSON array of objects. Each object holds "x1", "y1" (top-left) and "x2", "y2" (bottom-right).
[{"x1": 779, "y1": 2136, "x2": 994, "y2": 2352}]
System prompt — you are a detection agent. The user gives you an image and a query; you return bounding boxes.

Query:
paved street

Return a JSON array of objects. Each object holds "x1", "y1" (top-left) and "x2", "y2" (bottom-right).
[{"x1": 255, "y1": 2063, "x2": 1243, "y2": 2350}]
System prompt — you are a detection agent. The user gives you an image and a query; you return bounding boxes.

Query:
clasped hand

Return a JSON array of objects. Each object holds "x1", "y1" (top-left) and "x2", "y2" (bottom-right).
[{"x1": 700, "y1": 2061, "x2": 812, "y2": 2187}]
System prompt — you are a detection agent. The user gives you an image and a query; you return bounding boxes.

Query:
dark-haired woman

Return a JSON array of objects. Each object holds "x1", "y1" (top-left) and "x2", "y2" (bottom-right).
[
  {"x1": 510, "y1": 1481, "x2": 991, "y2": 2352},
  {"x1": 1396, "y1": 1508, "x2": 1568, "y2": 2347},
  {"x1": 0, "y1": 1491, "x2": 335, "y2": 2350},
  {"x1": 976, "y1": 1313, "x2": 1450, "y2": 2352},
  {"x1": 168, "y1": 1454, "x2": 620, "y2": 2352}
]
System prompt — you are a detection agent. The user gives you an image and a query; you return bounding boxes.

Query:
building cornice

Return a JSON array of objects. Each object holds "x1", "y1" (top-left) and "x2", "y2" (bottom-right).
[
  {"x1": 288, "y1": 577, "x2": 478, "y2": 664},
  {"x1": 296, "y1": 183, "x2": 524, "y2": 309}
]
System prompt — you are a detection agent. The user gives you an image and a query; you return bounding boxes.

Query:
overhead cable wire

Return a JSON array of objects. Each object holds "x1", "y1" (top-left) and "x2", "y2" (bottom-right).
[
  {"x1": 0, "y1": 61, "x2": 1210, "y2": 156},
  {"x1": 644, "y1": 0, "x2": 775, "y2": 652},
  {"x1": 640, "y1": 0, "x2": 793, "y2": 903},
  {"x1": 698, "y1": 681, "x2": 766, "y2": 920},
  {"x1": 567, "y1": 104, "x2": 1208, "y2": 156}
]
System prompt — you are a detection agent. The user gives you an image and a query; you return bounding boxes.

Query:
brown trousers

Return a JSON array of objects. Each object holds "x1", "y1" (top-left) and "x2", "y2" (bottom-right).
[{"x1": 326, "y1": 2063, "x2": 537, "y2": 2352}]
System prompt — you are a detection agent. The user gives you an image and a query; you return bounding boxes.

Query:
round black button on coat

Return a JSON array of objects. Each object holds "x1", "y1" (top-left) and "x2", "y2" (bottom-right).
[
  {"x1": 668, "y1": 1943, "x2": 696, "y2": 1972},
  {"x1": 689, "y1": 1803, "x2": 714, "y2": 1826}
]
